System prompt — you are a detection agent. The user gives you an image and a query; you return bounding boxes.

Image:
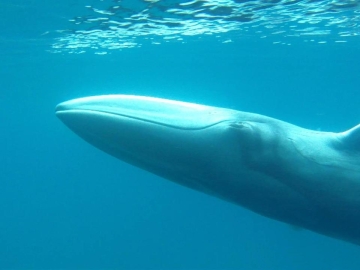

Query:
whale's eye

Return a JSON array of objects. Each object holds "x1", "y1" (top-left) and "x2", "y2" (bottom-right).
[{"x1": 230, "y1": 121, "x2": 251, "y2": 129}]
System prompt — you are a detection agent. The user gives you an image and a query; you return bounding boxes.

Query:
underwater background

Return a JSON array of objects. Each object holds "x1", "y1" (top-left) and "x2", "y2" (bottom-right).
[{"x1": 1, "y1": 0, "x2": 360, "y2": 269}]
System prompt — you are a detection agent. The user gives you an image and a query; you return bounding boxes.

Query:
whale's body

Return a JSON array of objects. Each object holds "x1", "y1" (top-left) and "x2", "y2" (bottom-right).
[{"x1": 56, "y1": 95, "x2": 360, "y2": 245}]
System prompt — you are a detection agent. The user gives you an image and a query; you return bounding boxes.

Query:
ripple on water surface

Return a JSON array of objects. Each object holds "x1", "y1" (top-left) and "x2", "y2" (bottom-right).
[{"x1": 51, "y1": 0, "x2": 360, "y2": 53}]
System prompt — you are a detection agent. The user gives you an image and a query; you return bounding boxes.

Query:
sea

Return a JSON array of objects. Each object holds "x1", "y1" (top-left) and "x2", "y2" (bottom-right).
[{"x1": 1, "y1": 0, "x2": 360, "y2": 269}]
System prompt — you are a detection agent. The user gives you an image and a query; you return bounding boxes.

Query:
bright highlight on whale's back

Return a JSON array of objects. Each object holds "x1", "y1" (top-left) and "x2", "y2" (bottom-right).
[
  {"x1": 56, "y1": 95, "x2": 236, "y2": 130},
  {"x1": 56, "y1": 94, "x2": 360, "y2": 246}
]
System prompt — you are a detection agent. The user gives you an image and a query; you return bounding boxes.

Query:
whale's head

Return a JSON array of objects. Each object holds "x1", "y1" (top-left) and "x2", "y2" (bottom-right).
[
  {"x1": 56, "y1": 95, "x2": 292, "y2": 212},
  {"x1": 55, "y1": 95, "x2": 248, "y2": 192}
]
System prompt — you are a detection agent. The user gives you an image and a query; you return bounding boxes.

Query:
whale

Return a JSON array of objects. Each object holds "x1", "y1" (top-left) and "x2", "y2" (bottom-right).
[{"x1": 56, "y1": 95, "x2": 360, "y2": 246}]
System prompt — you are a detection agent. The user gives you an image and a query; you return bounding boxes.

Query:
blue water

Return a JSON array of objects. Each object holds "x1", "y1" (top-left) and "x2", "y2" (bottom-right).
[{"x1": 1, "y1": 0, "x2": 360, "y2": 269}]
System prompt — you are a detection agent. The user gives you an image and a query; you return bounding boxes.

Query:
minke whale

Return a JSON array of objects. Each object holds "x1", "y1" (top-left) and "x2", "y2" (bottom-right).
[{"x1": 56, "y1": 95, "x2": 360, "y2": 246}]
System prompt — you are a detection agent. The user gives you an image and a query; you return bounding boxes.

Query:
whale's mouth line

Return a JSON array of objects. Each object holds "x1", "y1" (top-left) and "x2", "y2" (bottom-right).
[{"x1": 56, "y1": 109, "x2": 231, "y2": 131}]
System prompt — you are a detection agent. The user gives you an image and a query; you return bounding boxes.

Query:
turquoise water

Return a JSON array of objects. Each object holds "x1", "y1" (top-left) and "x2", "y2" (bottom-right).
[{"x1": 1, "y1": 0, "x2": 360, "y2": 269}]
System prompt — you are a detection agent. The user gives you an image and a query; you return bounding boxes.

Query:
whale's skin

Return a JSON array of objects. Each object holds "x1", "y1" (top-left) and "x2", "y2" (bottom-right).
[{"x1": 56, "y1": 95, "x2": 360, "y2": 245}]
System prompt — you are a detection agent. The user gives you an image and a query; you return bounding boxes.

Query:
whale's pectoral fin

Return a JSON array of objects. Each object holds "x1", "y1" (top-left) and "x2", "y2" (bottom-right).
[{"x1": 339, "y1": 124, "x2": 360, "y2": 150}]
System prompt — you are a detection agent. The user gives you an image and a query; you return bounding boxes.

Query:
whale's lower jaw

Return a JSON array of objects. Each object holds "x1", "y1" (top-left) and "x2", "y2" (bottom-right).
[{"x1": 56, "y1": 95, "x2": 360, "y2": 246}]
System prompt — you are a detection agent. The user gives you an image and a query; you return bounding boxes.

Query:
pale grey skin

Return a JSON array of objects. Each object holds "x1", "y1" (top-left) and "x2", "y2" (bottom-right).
[{"x1": 56, "y1": 95, "x2": 360, "y2": 246}]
